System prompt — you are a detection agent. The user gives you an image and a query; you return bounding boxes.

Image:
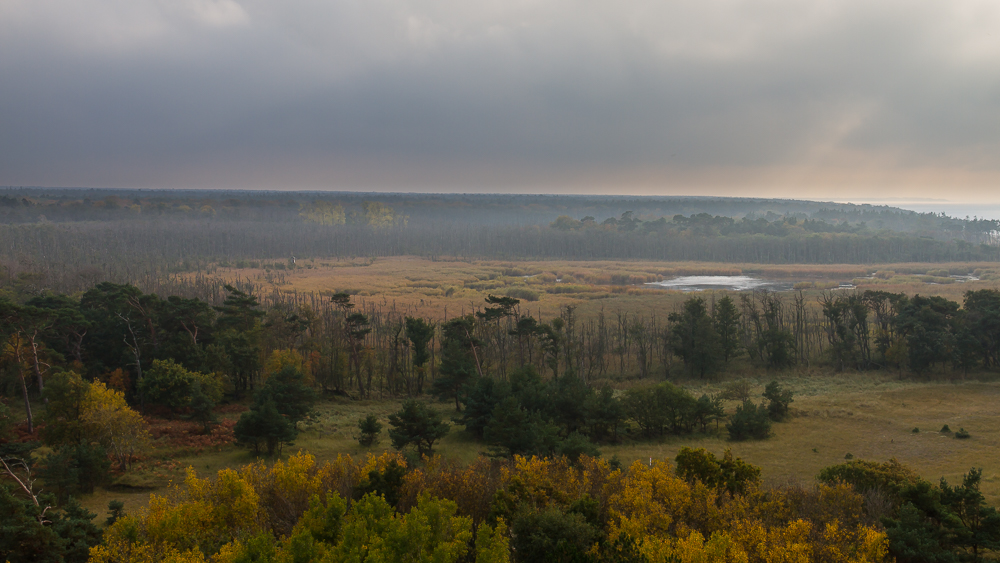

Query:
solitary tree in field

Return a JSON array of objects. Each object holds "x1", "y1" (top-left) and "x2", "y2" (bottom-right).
[
  {"x1": 762, "y1": 380, "x2": 793, "y2": 421},
  {"x1": 357, "y1": 414, "x2": 382, "y2": 447},
  {"x1": 388, "y1": 400, "x2": 449, "y2": 457},
  {"x1": 234, "y1": 397, "x2": 297, "y2": 457}
]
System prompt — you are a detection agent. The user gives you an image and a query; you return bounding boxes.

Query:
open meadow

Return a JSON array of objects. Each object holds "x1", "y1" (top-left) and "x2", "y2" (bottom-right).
[{"x1": 72, "y1": 372, "x2": 1000, "y2": 519}]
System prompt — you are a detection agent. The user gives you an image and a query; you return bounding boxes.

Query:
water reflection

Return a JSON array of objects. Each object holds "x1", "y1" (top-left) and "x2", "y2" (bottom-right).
[{"x1": 645, "y1": 275, "x2": 793, "y2": 292}]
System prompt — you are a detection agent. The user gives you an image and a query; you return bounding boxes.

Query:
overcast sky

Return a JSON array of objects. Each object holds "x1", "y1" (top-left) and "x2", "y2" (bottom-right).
[{"x1": 2, "y1": 0, "x2": 1000, "y2": 202}]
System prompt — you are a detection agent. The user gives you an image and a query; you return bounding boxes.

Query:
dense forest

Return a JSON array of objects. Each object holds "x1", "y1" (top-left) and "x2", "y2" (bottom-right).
[
  {"x1": 1, "y1": 189, "x2": 999, "y2": 296},
  {"x1": 5, "y1": 281, "x2": 1000, "y2": 416}
]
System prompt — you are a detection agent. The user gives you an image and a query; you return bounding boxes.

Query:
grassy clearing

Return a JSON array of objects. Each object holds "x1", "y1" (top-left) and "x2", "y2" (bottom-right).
[
  {"x1": 66, "y1": 375, "x2": 1000, "y2": 516},
  {"x1": 606, "y1": 374, "x2": 1000, "y2": 503}
]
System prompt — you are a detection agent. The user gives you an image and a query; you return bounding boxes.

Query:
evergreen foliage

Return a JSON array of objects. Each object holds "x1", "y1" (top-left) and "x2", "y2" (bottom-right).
[
  {"x1": 357, "y1": 413, "x2": 382, "y2": 447},
  {"x1": 511, "y1": 506, "x2": 600, "y2": 563},
  {"x1": 259, "y1": 364, "x2": 317, "y2": 424},
  {"x1": 668, "y1": 296, "x2": 722, "y2": 377},
  {"x1": 675, "y1": 447, "x2": 761, "y2": 496},
  {"x1": 37, "y1": 442, "x2": 111, "y2": 505},
  {"x1": 139, "y1": 359, "x2": 223, "y2": 413},
  {"x1": 387, "y1": 400, "x2": 450, "y2": 457},
  {"x1": 352, "y1": 460, "x2": 407, "y2": 508},
  {"x1": 713, "y1": 295, "x2": 743, "y2": 363},
  {"x1": 234, "y1": 397, "x2": 297, "y2": 456},
  {"x1": 185, "y1": 380, "x2": 218, "y2": 433},
  {"x1": 432, "y1": 316, "x2": 479, "y2": 411},
  {"x1": 726, "y1": 400, "x2": 772, "y2": 441},
  {"x1": 762, "y1": 380, "x2": 794, "y2": 421},
  {"x1": 0, "y1": 485, "x2": 102, "y2": 563},
  {"x1": 458, "y1": 376, "x2": 510, "y2": 439},
  {"x1": 483, "y1": 396, "x2": 559, "y2": 457}
]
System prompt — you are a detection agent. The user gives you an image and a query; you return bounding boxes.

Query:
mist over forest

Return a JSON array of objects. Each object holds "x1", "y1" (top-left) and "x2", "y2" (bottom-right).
[{"x1": 2, "y1": 188, "x2": 998, "y2": 296}]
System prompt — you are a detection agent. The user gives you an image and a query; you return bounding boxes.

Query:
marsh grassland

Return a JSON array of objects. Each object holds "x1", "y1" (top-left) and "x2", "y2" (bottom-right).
[{"x1": 209, "y1": 256, "x2": 1000, "y2": 320}]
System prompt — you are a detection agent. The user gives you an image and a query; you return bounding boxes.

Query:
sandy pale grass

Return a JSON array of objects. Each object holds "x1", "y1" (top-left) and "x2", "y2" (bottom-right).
[{"x1": 202, "y1": 257, "x2": 1000, "y2": 322}]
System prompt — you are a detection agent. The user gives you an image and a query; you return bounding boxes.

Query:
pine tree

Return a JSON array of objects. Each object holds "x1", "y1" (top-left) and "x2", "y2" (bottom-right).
[
  {"x1": 713, "y1": 296, "x2": 742, "y2": 363},
  {"x1": 387, "y1": 400, "x2": 449, "y2": 457},
  {"x1": 234, "y1": 397, "x2": 297, "y2": 456},
  {"x1": 431, "y1": 316, "x2": 479, "y2": 411}
]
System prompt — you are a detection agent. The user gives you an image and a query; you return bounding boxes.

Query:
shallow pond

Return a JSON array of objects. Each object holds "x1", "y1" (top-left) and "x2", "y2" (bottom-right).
[{"x1": 645, "y1": 275, "x2": 794, "y2": 292}]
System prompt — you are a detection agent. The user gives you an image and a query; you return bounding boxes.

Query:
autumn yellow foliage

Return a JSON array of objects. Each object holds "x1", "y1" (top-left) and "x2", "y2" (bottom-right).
[
  {"x1": 89, "y1": 452, "x2": 887, "y2": 563},
  {"x1": 81, "y1": 381, "x2": 149, "y2": 470}
]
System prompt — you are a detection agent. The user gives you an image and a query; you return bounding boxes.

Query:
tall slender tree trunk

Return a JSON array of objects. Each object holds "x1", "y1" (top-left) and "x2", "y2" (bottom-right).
[
  {"x1": 12, "y1": 337, "x2": 33, "y2": 433},
  {"x1": 28, "y1": 331, "x2": 47, "y2": 398}
]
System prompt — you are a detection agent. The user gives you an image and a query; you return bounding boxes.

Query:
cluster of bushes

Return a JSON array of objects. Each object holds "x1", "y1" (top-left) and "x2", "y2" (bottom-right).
[
  {"x1": 233, "y1": 365, "x2": 317, "y2": 456},
  {"x1": 455, "y1": 366, "x2": 614, "y2": 459},
  {"x1": 360, "y1": 374, "x2": 795, "y2": 463},
  {"x1": 87, "y1": 450, "x2": 895, "y2": 563},
  {"x1": 820, "y1": 458, "x2": 1000, "y2": 561}
]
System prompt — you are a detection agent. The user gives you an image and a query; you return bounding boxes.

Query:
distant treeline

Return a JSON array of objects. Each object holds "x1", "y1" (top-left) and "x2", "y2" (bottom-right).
[
  {"x1": 3, "y1": 187, "x2": 998, "y2": 235},
  {"x1": 2, "y1": 220, "x2": 1000, "y2": 296},
  {"x1": 2, "y1": 188, "x2": 999, "y2": 296}
]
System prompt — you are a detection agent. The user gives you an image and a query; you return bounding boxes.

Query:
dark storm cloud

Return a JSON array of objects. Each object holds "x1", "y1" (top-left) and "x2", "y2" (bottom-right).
[{"x1": 2, "y1": 0, "x2": 1000, "y2": 194}]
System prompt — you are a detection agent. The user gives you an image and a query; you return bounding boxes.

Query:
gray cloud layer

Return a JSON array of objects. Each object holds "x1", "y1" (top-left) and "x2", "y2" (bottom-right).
[{"x1": 2, "y1": 0, "x2": 1000, "y2": 198}]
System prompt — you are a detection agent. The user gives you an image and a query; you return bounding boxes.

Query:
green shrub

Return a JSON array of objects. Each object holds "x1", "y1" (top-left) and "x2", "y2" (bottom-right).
[
  {"x1": 37, "y1": 442, "x2": 111, "y2": 504},
  {"x1": 941, "y1": 424, "x2": 951, "y2": 433},
  {"x1": 726, "y1": 400, "x2": 771, "y2": 441},
  {"x1": 763, "y1": 380, "x2": 793, "y2": 421},
  {"x1": 139, "y1": 359, "x2": 225, "y2": 413},
  {"x1": 504, "y1": 287, "x2": 540, "y2": 301},
  {"x1": 186, "y1": 381, "x2": 218, "y2": 433},
  {"x1": 353, "y1": 460, "x2": 406, "y2": 508},
  {"x1": 555, "y1": 432, "x2": 600, "y2": 464},
  {"x1": 258, "y1": 365, "x2": 317, "y2": 424},
  {"x1": 388, "y1": 400, "x2": 450, "y2": 457},
  {"x1": 357, "y1": 414, "x2": 382, "y2": 447},
  {"x1": 675, "y1": 447, "x2": 761, "y2": 496},
  {"x1": 955, "y1": 428, "x2": 970, "y2": 439},
  {"x1": 484, "y1": 396, "x2": 558, "y2": 458},
  {"x1": 234, "y1": 397, "x2": 298, "y2": 457},
  {"x1": 818, "y1": 458, "x2": 921, "y2": 508},
  {"x1": 105, "y1": 500, "x2": 125, "y2": 527},
  {"x1": 624, "y1": 383, "x2": 700, "y2": 438},
  {"x1": 511, "y1": 506, "x2": 600, "y2": 563}
]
